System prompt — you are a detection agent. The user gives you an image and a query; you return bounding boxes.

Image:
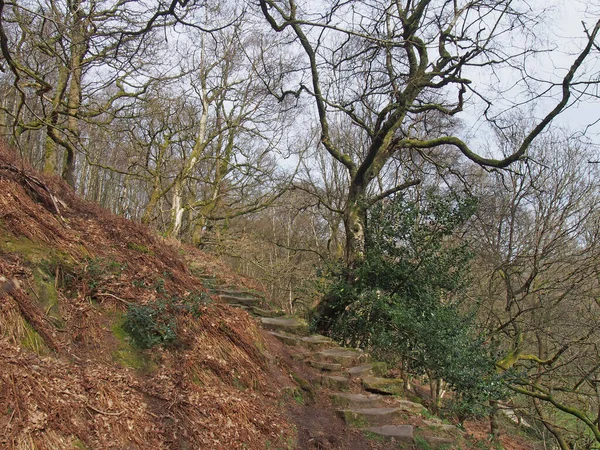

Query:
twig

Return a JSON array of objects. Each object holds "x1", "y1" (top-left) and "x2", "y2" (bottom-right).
[
  {"x1": 95, "y1": 292, "x2": 132, "y2": 306},
  {"x1": 85, "y1": 403, "x2": 125, "y2": 416}
]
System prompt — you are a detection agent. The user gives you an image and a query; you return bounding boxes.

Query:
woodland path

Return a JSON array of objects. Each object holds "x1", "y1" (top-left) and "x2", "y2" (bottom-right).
[{"x1": 198, "y1": 272, "x2": 463, "y2": 450}]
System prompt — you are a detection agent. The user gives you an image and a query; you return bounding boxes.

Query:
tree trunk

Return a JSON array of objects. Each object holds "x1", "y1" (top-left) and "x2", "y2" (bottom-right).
[
  {"x1": 343, "y1": 184, "x2": 367, "y2": 269},
  {"x1": 489, "y1": 400, "x2": 500, "y2": 440},
  {"x1": 169, "y1": 180, "x2": 185, "y2": 238}
]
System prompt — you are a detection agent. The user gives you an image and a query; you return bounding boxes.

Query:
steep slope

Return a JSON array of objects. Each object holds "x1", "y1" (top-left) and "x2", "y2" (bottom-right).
[{"x1": 0, "y1": 143, "x2": 292, "y2": 449}]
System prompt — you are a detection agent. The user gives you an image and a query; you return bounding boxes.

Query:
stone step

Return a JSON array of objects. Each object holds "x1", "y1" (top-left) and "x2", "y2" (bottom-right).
[
  {"x1": 269, "y1": 331, "x2": 301, "y2": 346},
  {"x1": 213, "y1": 288, "x2": 261, "y2": 298},
  {"x1": 423, "y1": 419, "x2": 461, "y2": 433},
  {"x1": 420, "y1": 435, "x2": 457, "y2": 449},
  {"x1": 291, "y1": 351, "x2": 311, "y2": 361},
  {"x1": 297, "y1": 335, "x2": 337, "y2": 351},
  {"x1": 260, "y1": 317, "x2": 309, "y2": 335},
  {"x1": 319, "y1": 375, "x2": 350, "y2": 390},
  {"x1": 362, "y1": 376, "x2": 404, "y2": 396},
  {"x1": 228, "y1": 303, "x2": 251, "y2": 310},
  {"x1": 393, "y1": 399, "x2": 425, "y2": 414},
  {"x1": 218, "y1": 294, "x2": 262, "y2": 307},
  {"x1": 331, "y1": 393, "x2": 385, "y2": 409},
  {"x1": 364, "y1": 425, "x2": 414, "y2": 444},
  {"x1": 346, "y1": 362, "x2": 387, "y2": 378},
  {"x1": 335, "y1": 407, "x2": 409, "y2": 427},
  {"x1": 250, "y1": 307, "x2": 285, "y2": 318},
  {"x1": 313, "y1": 348, "x2": 367, "y2": 366},
  {"x1": 307, "y1": 360, "x2": 342, "y2": 372},
  {"x1": 268, "y1": 331, "x2": 337, "y2": 351}
]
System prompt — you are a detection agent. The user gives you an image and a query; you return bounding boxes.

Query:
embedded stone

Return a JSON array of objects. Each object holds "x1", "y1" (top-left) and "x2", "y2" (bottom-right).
[
  {"x1": 250, "y1": 307, "x2": 285, "y2": 318},
  {"x1": 421, "y1": 435, "x2": 457, "y2": 448},
  {"x1": 260, "y1": 317, "x2": 309, "y2": 335},
  {"x1": 395, "y1": 399, "x2": 425, "y2": 414},
  {"x1": 319, "y1": 375, "x2": 350, "y2": 390},
  {"x1": 331, "y1": 393, "x2": 384, "y2": 409},
  {"x1": 364, "y1": 425, "x2": 414, "y2": 443},
  {"x1": 215, "y1": 288, "x2": 261, "y2": 298},
  {"x1": 423, "y1": 419, "x2": 460, "y2": 433},
  {"x1": 308, "y1": 360, "x2": 343, "y2": 371},
  {"x1": 298, "y1": 335, "x2": 337, "y2": 351},
  {"x1": 362, "y1": 376, "x2": 404, "y2": 396},
  {"x1": 291, "y1": 351, "x2": 310, "y2": 361},
  {"x1": 268, "y1": 331, "x2": 300, "y2": 346},
  {"x1": 314, "y1": 348, "x2": 367, "y2": 366},
  {"x1": 336, "y1": 407, "x2": 408, "y2": 427},
  {"x1": 347, "y1": 362, "x2": 388, "y2": 378},
  {"x1": 219, "y1": 294, "x2": 262, "y2": 307}
]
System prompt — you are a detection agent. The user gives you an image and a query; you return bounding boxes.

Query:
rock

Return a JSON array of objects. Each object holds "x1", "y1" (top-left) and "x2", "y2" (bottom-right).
[
  {"x1": 268, "y1": 331, "x2": 300, "y2": 346},
  {"x1": 336, "y1": 407, "x2": 409, "y2": 427},
  {"x1": 347, "y1": 362, "x2": 388, "y2": 378},
  {"x1": 319, "y1": 375, "x2": 350, "y2": 390},
  {"x1": 421, "y1": 435, "x2": 457, "y2": 448},
  {"x1": 219, "y1": 294, "x2": 262, "y2": 307},
  {"x1": 331, "y1": 393, "x2": 384, "y2": 409},
  {"x1": 215, "y1": 288, "x2": 261, "y2": 298},
  {"x1": 250, "y1": 307, "x2": 285, "y2": 318},
  {"x1": 314, "y1": 348, "x2": 367, "y2": 366},
  {"x1": 308, "y1": 360, "x2": 343, "y2": 371},
  {"x1": 364, "y1": 425, "x2": 414, "y2": 443},
  {"x1": 423, "y1": 419, "x2": 460, "y2": 433},
  {"x1": 362, "y1": 376, "x2": 404, "y2": 396},
  {"x1": 260, "y1": 317, "x2": 309, "y2": 335},
  {"x1": 298, "y1": 335, "x2": 337, "y2": 351},
  {"x1": 290, "y1": 351, "x2": 310, "y2": 361},
  {"x1": 395, "y1": 400, "x2": 425, "y2": 414}
]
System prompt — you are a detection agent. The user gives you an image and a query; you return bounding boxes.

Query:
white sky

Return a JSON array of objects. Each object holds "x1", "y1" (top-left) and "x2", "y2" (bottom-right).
[{"x1": 461, "y1": 0, "x2": 600, "y2": 154}]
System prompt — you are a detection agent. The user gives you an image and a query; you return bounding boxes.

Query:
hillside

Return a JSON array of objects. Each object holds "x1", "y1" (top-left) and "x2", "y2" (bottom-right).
[
  {"x1": 0, "y1": 143, "x2": 544, "y2": 450},
  {"x1": 0, "y1": 144, "x2": 296, "y2": 448}
]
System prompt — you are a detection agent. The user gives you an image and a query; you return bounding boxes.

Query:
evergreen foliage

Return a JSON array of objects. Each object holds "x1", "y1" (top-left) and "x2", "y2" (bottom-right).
[{"x1": 313, "y1": 190, "x2": 505, "y2": 416}]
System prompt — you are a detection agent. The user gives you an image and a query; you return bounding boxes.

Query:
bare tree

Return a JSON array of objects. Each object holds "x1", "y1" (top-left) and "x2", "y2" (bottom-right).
[
  {"x1": 469, "y1": 131, "x2": 600, "y2": 448},
  {"x1": 258, "y1": 0, "x2": 600, "y2": 267}
]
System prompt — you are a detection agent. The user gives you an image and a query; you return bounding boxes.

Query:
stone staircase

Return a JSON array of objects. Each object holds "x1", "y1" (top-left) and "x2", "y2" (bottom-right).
[{"x1": 202, "y1": 273, "x2": 462, "y2": 449}]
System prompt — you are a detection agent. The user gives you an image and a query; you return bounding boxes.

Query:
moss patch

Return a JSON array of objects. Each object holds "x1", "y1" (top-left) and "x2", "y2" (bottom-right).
[
  {"x1": 127, "y1": 241, "x2": 154, "y2": 255},
  {"x1": 21, "y1": 320, "x2": 50, "y2": 355},
  {"x1": 111, "y1": 314, "x2": 154, "y2": 371}
]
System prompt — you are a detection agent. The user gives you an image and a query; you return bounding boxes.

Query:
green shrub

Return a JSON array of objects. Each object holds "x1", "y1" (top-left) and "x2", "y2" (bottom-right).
[
  {"x1": 313, "y1": 189, "x2": 506, "y2": 417},
  {"x1": 123, "y1": 302, "x2": 177, "y2": 349},
  {"x1": 122, "y1": 292, "x2": 209, "y2": 349}
]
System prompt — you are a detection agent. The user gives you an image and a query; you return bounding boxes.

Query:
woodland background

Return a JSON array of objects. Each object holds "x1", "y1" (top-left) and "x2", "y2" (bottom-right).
[{"x1": 2, "y1": 1, "x2": 600, "y2": 448}]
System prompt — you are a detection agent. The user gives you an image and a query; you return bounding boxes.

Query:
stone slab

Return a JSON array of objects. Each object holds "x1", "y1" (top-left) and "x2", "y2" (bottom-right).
[
  {"x1": 298, "y1": 335, "x2": 337, "y2": 351},
  {"x1": 421, "y1": 435, "x2": 457, "y2": 448},
  {"x1": 215, "y1": 288, "x2": 261, "y2": 298},
  {"x1": 308, "y1": 360, "x2": 343, "y2": 371},
  {"x1": 347, "y1": 362, "x2": 388, "y2": 378},
  {"x1": 395, "y1": 400, "x2": 425, "y2": 414},
  {"x1": 250, "y1": 307, "x2": 285, "y2": 318},
  {"x1": 336, "y1": 407, "x2": 408, "y2": 427},
  {"x1": 314, "y1": 348, "x2": 367, "y2": 366},
  {"x1": 364, "y1": 425, "x2": 414, "y2": 443},
  {"x1": 260, "y1": 317, "x2": 309, "y2": 335},
  {"x1": 268, "y1": 331, "x2": 300, "y2": 346},
  {"x1": 423, "y1": 419, "x2": 460, "y2": 433},
  {"x1": 362, "y1": 376, "x2": 404, "y2": 396},
  {"x1": 319, "y1": 375, "x2": 349, "y2": 390},
  {"x1": 219, "y1": 294, "x2": 262, "y2": 307},
  {"x1": 331, "y1": 393, "x2": 384, "y2": 409}
]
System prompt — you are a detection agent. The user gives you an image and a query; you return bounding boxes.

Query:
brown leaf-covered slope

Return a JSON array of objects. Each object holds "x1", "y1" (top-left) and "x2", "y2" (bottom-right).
[{"x1": 0, "y1": 143, "x2": 292, "y2": 449}]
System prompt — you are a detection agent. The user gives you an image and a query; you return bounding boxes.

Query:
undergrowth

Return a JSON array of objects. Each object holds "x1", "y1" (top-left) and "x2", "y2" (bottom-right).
[{"x1": 122, "y1": 292, "x2": 210, "y2": 349}]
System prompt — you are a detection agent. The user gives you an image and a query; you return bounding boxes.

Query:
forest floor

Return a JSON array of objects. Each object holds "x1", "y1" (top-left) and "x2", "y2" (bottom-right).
[{"x1": 0, "y1": 144, "x2": 540, "y2": 449}]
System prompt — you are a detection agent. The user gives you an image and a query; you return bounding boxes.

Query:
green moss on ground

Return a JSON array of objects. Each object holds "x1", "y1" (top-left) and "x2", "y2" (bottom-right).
[{"x1": 110, "y1": 314, "x2": 154, "y2": 371}]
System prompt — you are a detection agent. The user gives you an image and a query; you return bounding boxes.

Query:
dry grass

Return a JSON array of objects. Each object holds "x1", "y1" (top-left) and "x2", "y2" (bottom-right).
[{"x1": 0, "y1": 141, "x2": 293, "y2": 449}]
